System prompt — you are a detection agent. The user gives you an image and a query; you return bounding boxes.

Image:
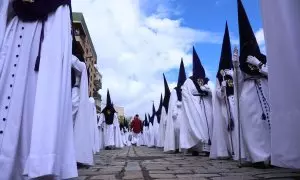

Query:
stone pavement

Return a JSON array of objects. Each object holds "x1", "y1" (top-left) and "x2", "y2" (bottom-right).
[{"x1": 78, "y1": 146, "x2": 300, "y2": 180}]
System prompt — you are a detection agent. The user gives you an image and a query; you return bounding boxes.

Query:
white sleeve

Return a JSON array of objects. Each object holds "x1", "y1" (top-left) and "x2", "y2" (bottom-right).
[
  {"x1": 216, "y1": 86, "x2": 225, "y2": 99},
  {"x1": 259, "y1": 64, "x2": 268, "y2": 76}
]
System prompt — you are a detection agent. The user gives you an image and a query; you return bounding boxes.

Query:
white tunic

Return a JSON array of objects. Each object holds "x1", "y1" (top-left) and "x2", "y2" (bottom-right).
[
  {"x1": 180, "y1": 79, "x2": 213, "y2": 152},
  {"x1": 0, "y1": 5, "x2": 77, "y2": 179},
  {"x1": 72, "y1": 56, "x2": 94, "y2": 165},
  {"x1": 157, "y1": 107, "x2": 167, "y2": 148},
  {"x1": 164, "y1": 89, "x2": 181, "y2": 152},
  {"x1": 239, "y1": 73, "x2": 270, "y2": 163},
  {"x1": 114, "y1": 118, "x2": 124, "y2": 149},
  {"x1": 210, "y1": 79, "x2": 247, "y2": 160},
  {"x1": 0, "y1": 0, "x2": 9, "y2": 48},
  {"x1": 97, "y1": 114, "x2": 105, "y2": 150},
  {"x1": 143, "y1": 126, "x2": 149, "y2": 146},
  {"x1": 89, "y1": 97, "x2": 100, "y2": 154},
  {"x1": 261, "y1": 0, "x2": 300, "y2": 169},
  {"x1": 99, "y1": 113, "x2": 119, "y2": 147}
]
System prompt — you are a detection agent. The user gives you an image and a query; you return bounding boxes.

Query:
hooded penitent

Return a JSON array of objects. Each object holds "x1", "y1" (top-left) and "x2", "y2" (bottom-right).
[
  {"x1": 101, "y1": 90, "x2": 116, "y2": 125},
  {"x1": 149, "y1": 103, "x2": 156, "y2": 125},
  {"x1": 156, "y1": 94, "x2": 163, "y2": 123},
  {"x1": 175, "y1": 58, "x2": 187, "y2": 101},
  {"x1": 144, "y1": 114, "x2": 149, "y2": 127},
  {"x1": 217, "y1": 22, "x2": 234, "y2": 97},
  {"x1": 238, "y1": 0, "x2": 266, "y2": 76},
  {"x1": 190, "y1": 47, "x2": 209, "y2": 96},
  {"x1": 162, "y1": 74, "x2": 171, "y2": 113}
]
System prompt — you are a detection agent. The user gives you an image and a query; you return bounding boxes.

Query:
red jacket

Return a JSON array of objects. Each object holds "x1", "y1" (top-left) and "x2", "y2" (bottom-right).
[{"x1": 131, "y1": 117, "x2": 142, "y2": 133}]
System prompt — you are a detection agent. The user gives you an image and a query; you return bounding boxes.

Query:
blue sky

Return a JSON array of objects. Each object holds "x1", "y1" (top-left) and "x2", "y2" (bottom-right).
[{"x1": 153, "y1": 0, "x2": 264, "y2": 83}]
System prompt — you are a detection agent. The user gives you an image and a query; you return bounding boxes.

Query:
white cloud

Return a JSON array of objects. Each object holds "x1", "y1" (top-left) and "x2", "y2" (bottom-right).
[{"x1": 71, "y1": 0, "x2": 221, "y2": 116}]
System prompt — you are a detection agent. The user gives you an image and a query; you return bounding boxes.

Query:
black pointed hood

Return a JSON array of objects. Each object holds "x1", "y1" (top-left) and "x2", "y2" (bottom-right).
[
  {"x1": 144, "y1": 114, "x2": 149, "y2": 127},
  {"x1": 175, "y1": 58, "x2": 187, "y2": 101},
  {"x1": 148, "y1": 113, "x2": 151, "y2": 125},
  {"x1": 192, "y1": 47, "x2": 206, "y2": 79},
  {"x1": 156, "y1": 94, "x2": 163, "y2": 123},
  {"x1": 177, "y1": 58, "x2": 187, "y2": 88},
  {"x1": 162, "y1": 74, "x2": 171, "y2": 113},
  {"x1": 106, "y1": 89, "x2": 112, "y2": 105},
  {"x1": 217, "y1": 22, "x2": 233, "y2": 84},
  {"x1": 101, "y1": 89, "x2": 116, "y2": 125},
  {"x1": 190, "y1": 47, "x2": 209, "y2": 95},
  {"x1": 238, "y1": 0, "x2": 266, "y2": 75},
  {"x1": 149, "y1": 103, "x2": 156, "y2": 125}
]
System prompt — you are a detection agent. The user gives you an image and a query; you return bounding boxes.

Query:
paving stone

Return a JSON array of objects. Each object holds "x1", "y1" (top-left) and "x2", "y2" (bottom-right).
[
  {"x1": 77, "y1": 176, "x2": 88, "y2": 180},
  {"x1": 173, "y1": 169, "x2": 193, "y2": 174},
  {"x1": 90, "y1": 175, "x2": 116, "y2": 180},
  {"x1": 150, "y1": 173, "x2": 176, "y2": 179},
  {"x1": 125, "y1": 162, "x2": 141, "y2": 171},
  {"x1": 149, "y1": 170, "x2": 174, "y2": 174},
  {"x1": 211, "y1": 176, "x2": 255, "y2": 180},
  {"x1": 255, "y1": 173, "x2": 300, "y2": 179},
  {"x1": 76, "y1": 146, "x2": 300, "y2": 180},
  {"x1": 78, "y1": 170, "x2": 101, "y2": 176},
  {"x1": 176, "y1": 173, "x2": 221, "y2": 178},
  {"x1": 123, "y1": 171, "x2": 143, "y2": 179}
]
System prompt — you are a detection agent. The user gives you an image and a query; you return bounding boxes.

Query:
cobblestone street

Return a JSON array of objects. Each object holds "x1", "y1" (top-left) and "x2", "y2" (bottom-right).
[{"x1": 78, "y1": 146, "x2": 300, "y2": 180}]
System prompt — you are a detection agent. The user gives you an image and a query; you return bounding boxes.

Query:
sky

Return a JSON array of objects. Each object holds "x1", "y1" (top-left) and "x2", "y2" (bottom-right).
[{"x1": 71, "y1": 0, "x2": 265, "y2": 117}]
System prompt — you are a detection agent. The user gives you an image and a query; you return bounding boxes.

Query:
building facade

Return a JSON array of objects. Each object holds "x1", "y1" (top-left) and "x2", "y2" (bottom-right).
[{"x1": 72, "y1": 12, "x2": 102, "y2": 112}]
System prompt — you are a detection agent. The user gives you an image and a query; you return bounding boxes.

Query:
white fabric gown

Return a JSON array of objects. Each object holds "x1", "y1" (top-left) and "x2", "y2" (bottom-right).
[
  {"x1": 210, "y1": 79, "x2": 244, "y2": 160},
  {"x1": 25, "y1": 6, "x2": 77, "y2": 179},
  {"x1": 153, "y1": 116, "x2": 160, "y2": 147},
  {"x1": 124, "y1": 128, "x2": 131, "y2": 146},
  {"x1": 99, "y1": 113, "x2": 119, "y2": 148},
  {"x1": 157, "y1": 107, "x2": 167, "y2": 148},
  {"x1": 147, "y1": 123, "x2": 154, "y2": 147},
  {"x1": 164, "y1": 89, "x2": 181, "y2": 152},
  {"x1": 180, "y1": 79, "x2": 213, "y2": 152},
  {"x1": 97, "y1": 114, "x2": 105, "y2": 150},
  {"x1": 0, "y1": 5, "x2": 77, "y2": 180},
  {"x1": 114, "y1": 117, "x2": 124, "y2": 149},
  {"x1": 0, "y1": 0, "x2": 9, "y2": 48},
  {"x1": 72, "y1": 56, "x2": 94, "y2": 165},
  {"x1": 261, "y1": 0, "x2": 300, "y2": 169},
  {"x1": 89, "y1": 98, "x2": 100, "y2": 154},
  {"x1": 143, "y1": 126, "x2": 149, "y2": 146},
  {"x1": 239, "y1": 70, "x2": 271, "y2": 163}
]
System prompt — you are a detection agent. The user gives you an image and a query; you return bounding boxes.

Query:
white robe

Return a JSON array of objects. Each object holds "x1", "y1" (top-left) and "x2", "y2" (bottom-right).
[
  {"x1": 89, "y1": 98, "x2": 100, "y2": 154},
  {"x1": 210, "y1": 79, "x2": 246, "y2": 160},
  {"x1": 72, "y1": 56, "x2": 94, "y2": 165},
  {"x1": 143, "y1": 126, "x2": 149, "y2": 146},
  {"x1": 180, "y1": 79, "x2": 213, "y2": 152},
  {"x1": 114, "y1": 118, "x2": 124, "y2": 149},
  {"x1": 0, "y1": 0, "x2": 9, "y2": 48},
  {"x1": 157, "y1": 107, "x2": 167, "y2": 148},
  {"x1": 99, "y1": 113, "x2": 119, "y2": 147},
  {"x1": 0, "y1": 6, "x2": 77, "y2": 180},
  {"x1": 261, "y1": 0, "x2": 300, "y2": 169},
  {"x1": 97, "y1": 114, "x2": 105, "y2": 150},
  {"x1": 124, "y1": 128, "x2": 131, "y2": 146},
  {"x1": 147, "y1": 121, "x2": 155, "y2": 147},
  {"x1": 164, "y1": 89, "x2": 181, "y2": 152},
  {"x1": 239, "y1": 72, "x2": 270, "y2": 163}
]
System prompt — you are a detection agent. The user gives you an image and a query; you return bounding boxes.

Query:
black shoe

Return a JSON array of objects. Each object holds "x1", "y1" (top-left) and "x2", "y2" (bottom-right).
[
  {"x1": 192, "y1": 151, "x2": 199, "y2": 156},
  {"x1": 175, "y1": 149, "x2": 180, "y2": 153},
  {"x1": 105, "y1": 146, "x2": 111, "y2": 150},
  {"x1": 252, "y1": 162, "x2": 268, "y2": 169},
  {"x1": 204, "y1": 152, "x2": 210, "y2": 157}
]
